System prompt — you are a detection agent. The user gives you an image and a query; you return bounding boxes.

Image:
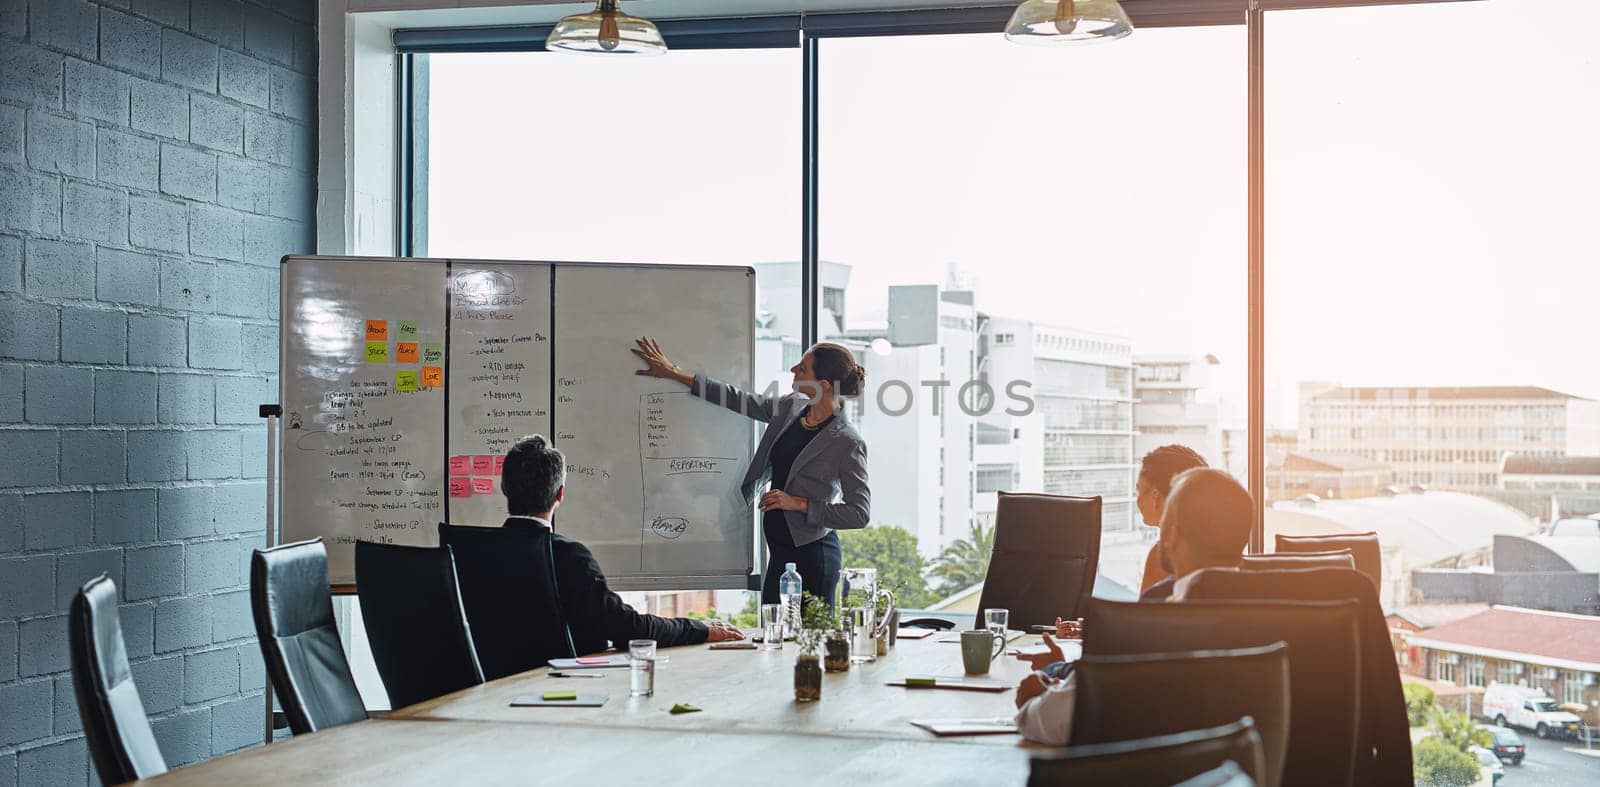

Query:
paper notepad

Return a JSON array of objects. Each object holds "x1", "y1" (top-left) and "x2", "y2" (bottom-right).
[
  {"x1": 909, "y1": 718, "x2": 1019, "y2": 737},
  {"x1": 887, "y1": 677, "x2": 1011, "y2": 692},
  {"x1": 547, "y1": 655, "x2": 630, "y2": 670},
  {"x1": 895, "y1": 628, "x2": 936, "y2": 640},
  {"x1": 510, "y1": 692, "x2": 609, "y2": 708}
]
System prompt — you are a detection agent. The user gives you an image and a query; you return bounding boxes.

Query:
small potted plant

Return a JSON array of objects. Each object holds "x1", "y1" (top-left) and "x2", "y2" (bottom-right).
[
  {"x1": 793, "y1": 593, "x2": 830, "y2": 701},
  {"x1": 822, "y1": 601, "x2": 851, "y2": 673}
]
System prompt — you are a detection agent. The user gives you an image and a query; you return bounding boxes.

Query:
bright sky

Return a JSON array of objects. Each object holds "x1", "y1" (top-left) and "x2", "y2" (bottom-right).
[{"x1": 425, "y1": 0, "x2": 1600, "y2": 427}]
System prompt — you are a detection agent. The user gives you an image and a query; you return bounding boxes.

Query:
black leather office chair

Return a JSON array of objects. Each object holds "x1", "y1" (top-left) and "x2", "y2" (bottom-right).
[
  {"x1": 973, "y1": 491, "x2": 1101, "y2": 629},
  {"x1": 1072, "y1": 643, "x2": 1290, "y2": 787},
  {"x1": 355, "y1": 541, "x2": 485, "y2": 709},
  {"x1": 1173, "y1": 567, "x2": 1413, "y2": 787},
  {"x1": 70, "y1": 574, "x2": 168, "y2": 784},
  {"x1": 1083, "y1": 598, "x2": 1363, "y2": 787},
  {"x1": 439, "y1": 523, "x2": 576, "y2": 680},
  {"x1": 1030, "y1": 717, "x2": 1264, "y2": 787},
  {"x1": 251, "y1": 538, "x2": 369, "y2": 734},
  {"x1": 1274, "y1": 532, "x2": 1382, "y2": 592},
  {"x1": 1238, "y1": 549, "x2": 1354, "y2": 573}
]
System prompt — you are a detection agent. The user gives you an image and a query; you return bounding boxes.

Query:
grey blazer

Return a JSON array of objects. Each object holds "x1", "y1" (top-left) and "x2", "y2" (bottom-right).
[{"x1": 691, "y1": 374, "x2": 870, "y2": 548}]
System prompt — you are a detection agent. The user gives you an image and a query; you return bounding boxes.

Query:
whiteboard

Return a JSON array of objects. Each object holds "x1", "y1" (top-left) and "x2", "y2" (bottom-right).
[{"x1": 278, "y1": 257, "x2": 756, "y2": 588}]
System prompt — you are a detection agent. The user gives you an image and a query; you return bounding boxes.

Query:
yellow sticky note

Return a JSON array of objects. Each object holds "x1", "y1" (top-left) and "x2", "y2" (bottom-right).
[
  {"x1": 395, "y1": 370, "x2": 419, "y2": 392},
  {"x1": 397, "y1": 320, "x2": 419, "y2": 340},
  {"x1": 365, "y1": 341, "x2": 389, "y2": 363},
  {"x1": 421, "y1": 365, "x2": 443, "y2": 388},
  {"x1": 396, "y1": 341, "x2": 419, "y2": 363},
  {"x1": 421, "y1": 342, "x2": 443, "y2": 364},
  {"x1": 365, "y1": 320, "x2": 387, "y2": 341}
]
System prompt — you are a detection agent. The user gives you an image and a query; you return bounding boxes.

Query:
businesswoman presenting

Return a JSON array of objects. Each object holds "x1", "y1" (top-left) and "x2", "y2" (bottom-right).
[{"x1": 632, "y1": 337, "x2": 870, "y2": 606}]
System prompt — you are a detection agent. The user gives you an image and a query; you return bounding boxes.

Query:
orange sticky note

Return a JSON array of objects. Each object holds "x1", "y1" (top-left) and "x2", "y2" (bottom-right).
[
  {"x1": 421, "y1": 365, "x2": 443, "y2": 388},
  {"x1": 449, "y1": 456, "x2": 471, "y2": 475},
  {"x1": 396, "y1": 342, "x2": 419, "y2": 363},
  {"x1": 471, "y1": 477, "x2": 495, "y2": 495},
  {"x1": 472, "y1": 455, "x2": 494, "y2": 475},
  {"x1": 448, "y1": 478, "x2": 471, "y2": 498},
  {"x1": 365, "y1": 320, "x2": 387, "y2": 341}
]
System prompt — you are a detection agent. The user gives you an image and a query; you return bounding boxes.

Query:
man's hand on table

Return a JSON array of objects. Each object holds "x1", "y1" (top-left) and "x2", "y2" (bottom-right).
[
  {"x1": 1015, "y1": 633, "x2": 1066, "y2": 671},
  {"x1": 1015, "y1": 671, "x2": 1053, "y2": 709},
  {"x1": 704, "y1": 620, "x2": 746, "y2": 642}
]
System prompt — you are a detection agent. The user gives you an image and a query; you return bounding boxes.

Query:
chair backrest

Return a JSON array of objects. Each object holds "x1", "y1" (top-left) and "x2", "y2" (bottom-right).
[
  {"x1": 1030, "y1": 717, "x2": 1264, "y2": 787},
  {"x1": 251, "y1": 538, "x2": 369, "y2": 734},
  {"x1": 974, "y1": 491, "x2": 1101, "y2": 629},
  {"x1": 438, "y1": 523, "x2": 576, "y2": 680},
  {"x1": 1072, "y1": 643, "x2": 1290, "y2": 787},
  {"x1": 1274, "y1": 532, "x2": 1381, "y2": 591},
  {"x1": 70, "y1": 574, "x2": 168, "y2": 784},
  {"x1": 355, "y1": 541, "x2": 485, "y2": 709},
  {"x1": 1239, "y1": 549, "x2": 1354, "y2": 573},
  {"x1": 1173, "y1": 567, "x2": 1413, "y2": 787},
  {"x1": 1083, "y1": 598, "x2": 1363, "y2": 787}
]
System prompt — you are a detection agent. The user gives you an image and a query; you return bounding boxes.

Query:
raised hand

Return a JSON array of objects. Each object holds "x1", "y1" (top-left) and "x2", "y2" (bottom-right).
[{"x1": 631, "y1": 337, "x2": 691, "y2": 386}]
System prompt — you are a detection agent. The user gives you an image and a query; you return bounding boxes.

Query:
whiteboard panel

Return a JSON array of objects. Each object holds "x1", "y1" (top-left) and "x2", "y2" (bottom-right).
[
  {"x1": 280, "y1": 257, "x2": 447, "y2": 583},
  {"x1": 552, "y1": 265, "x2": 755, "y2": 584},
  {"x1": 445, "y1": 262, "x2": 554, "y2": 526}
]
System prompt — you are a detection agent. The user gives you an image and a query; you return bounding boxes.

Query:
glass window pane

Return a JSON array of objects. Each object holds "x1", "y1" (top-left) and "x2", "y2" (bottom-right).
[{"x1": 821, "y1": 28, "x2": 1245, "y2": 606}]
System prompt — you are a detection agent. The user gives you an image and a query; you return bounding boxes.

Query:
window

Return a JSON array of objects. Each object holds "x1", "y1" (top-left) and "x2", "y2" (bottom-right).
[
  {"x1": 1464, "y1": 658, "x2": 1485, "y2": 688},
  {"x1": 1496, "y1": 661, "x2": 1520, "y2": 685},
  {"x1": 1563, "y1": 671, "x2": 1588, "y2": 705},
  {"x1": 975, "y1": 464, "x2": 1015, "y2": 494},
  {"x1": 1434, "y1": 652, "x2": 1458, "y2": 684},
  {"x1": 1529, "y1": 666, "x2": 1557, "y2": 692}
]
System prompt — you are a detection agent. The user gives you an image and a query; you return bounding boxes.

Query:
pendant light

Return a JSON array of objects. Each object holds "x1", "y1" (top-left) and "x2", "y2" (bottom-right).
[
  {"x1": 546, "y1": 0, "x2": 667, "y2": 56},
  {"x1": 1005, "y1": 0, "x2": 1134, "y2": 45}
]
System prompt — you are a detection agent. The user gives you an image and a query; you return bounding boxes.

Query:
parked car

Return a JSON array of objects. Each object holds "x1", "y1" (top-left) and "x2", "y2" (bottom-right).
[
  {"x1": 1479, "y1": 724, "x2": 1525, "y2": 765},
  {"x1": 1470, "y1": 745, "x2": 1505, "y2": 785},
  {"x1": 1482, "y1": 682, "x2": 1584, "y2": 739}
]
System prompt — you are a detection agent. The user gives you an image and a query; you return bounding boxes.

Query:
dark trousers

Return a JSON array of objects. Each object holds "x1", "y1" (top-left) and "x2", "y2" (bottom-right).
[{"x1": 760, "y1": 515, "x2": 841, "y2": 607}]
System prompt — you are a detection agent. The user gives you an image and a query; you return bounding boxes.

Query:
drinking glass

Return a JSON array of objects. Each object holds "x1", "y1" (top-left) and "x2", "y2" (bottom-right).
[
  {"x1": 629, "y1": 638, "x2": 656, "y2": 697},
  {"x1": 848, "y1": 607, "x2": 875, "y2": 663},
  {"x1": 760, "y1": 603, "x2": 784, "y2": 651},
  {"x1": 984, "y1": 608, "x2": 1009, "y2": 640}
]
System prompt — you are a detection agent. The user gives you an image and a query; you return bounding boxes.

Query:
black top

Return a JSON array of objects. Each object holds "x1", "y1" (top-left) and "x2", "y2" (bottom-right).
[
  {"x1": 764, "y1": 406, "x2": 835, "y2": 548},
  {"x1": 502, "y1": 518, "x2": 708, "y2": 652},
  {"x1": 1139, "y1": 575, "x2": 1177, "y2": 602}
]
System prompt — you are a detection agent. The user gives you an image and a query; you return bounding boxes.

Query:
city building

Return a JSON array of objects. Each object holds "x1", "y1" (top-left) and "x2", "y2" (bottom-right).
[
  {"x1": 1401, "y1": 606, "x2": 1600, "y2": 726},
  {"x1": 979, "y1": 319, "x2": 1137, "y2": 535},
  {"x1": 1266, "y1": 451, "x2": 1396, "y2": 501},
  {"x1": 1298, "y1": 385, "x2": 1600, "y2": 499},
  {"x1": 1133, "y1": 354, "x2": 1225, "y2": 468},
  {"x1": 1500, "y1": 455, "x2": 1600, "y2": 522},
  {"x1": 1412, "y1": 533, "x2": 1600, "y2": 615}
]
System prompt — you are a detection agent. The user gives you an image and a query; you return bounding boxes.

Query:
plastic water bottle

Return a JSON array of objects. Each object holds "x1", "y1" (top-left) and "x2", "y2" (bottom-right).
[{"x1": 779, "y1": 562, "x2": 803, "y2": 634}]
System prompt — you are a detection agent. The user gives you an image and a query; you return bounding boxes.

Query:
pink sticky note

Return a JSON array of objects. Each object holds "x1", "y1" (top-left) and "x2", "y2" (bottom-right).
[
  {"x1": 449, "y1": 456, "x2": 471, "y2": 476},
  {"x1": 472, "y1": 455, "x2": 494, "y2": 474},
  {"x1": 472, "y1": 477, "x2": 495, "y2": 495},
  {"x1": 492, "y1": 455, "x2": 506, "y2": 474},
  {"x1": 448, "y1": 478, "x2": 471, "y2": 498},
  {"x1": 576, "y1": 657, "x2": 610, "y2": 665}
]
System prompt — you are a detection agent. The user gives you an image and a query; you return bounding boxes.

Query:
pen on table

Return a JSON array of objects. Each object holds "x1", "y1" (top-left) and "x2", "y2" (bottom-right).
[{"x1": 549, "y1": 672, "x2": 604, "y2": 679}]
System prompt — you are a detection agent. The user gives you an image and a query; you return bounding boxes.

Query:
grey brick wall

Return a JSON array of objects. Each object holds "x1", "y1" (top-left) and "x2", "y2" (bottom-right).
[{"x1": 0, "y1": 1, "x2": 314, "y2": 783}]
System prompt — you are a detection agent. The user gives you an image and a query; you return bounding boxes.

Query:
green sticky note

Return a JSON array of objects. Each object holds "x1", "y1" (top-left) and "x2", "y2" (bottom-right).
[
  {"x1": 421, "y1": 342, "x2": 444, "y2": 364},
  {"x1": 395, "y1": 370, "x2": 419, "y2": 392},
  {"x1": 668, "y1": 703, "x2": 702, "y2": 715},
  {"x1": 365, "y1": 341, "x2": 389, "y2": 363},
  {"x1": 397, "y1": 320, "x2": 419, "y2": 340},
  {"x1": 905, "y1": 677, "x2": 937, "y2": 687},
  {"x1": 542, "y1": 690, "x2": 578, "y2": 701}
]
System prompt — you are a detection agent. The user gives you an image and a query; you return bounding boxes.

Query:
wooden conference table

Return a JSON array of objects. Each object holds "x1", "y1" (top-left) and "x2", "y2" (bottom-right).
[{"x1": 138, "y1": 633, "x2": 1069, "y2": 785}]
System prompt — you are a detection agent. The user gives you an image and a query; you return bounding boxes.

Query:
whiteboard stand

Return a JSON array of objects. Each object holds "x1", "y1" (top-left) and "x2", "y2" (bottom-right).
[{"x1": 258, "y1": 403, "x2": 281, "y2": 745}]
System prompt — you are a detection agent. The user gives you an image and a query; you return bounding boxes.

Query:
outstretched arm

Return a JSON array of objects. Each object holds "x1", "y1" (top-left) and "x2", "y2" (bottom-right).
[{"x1": 632, "y1": 336, "x2": 779, "y2": 423}]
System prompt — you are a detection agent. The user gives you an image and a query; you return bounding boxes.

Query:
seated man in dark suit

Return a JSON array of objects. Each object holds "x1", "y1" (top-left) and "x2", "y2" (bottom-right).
[{"x1": 501, "y1": 434, "x2": 743, "y2": 652}]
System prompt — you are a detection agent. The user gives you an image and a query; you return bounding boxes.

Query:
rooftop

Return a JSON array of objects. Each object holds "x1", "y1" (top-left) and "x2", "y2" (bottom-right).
[
  {"x1": 1503, "y1": 455, "x2": 1600, "y2": 477},
  {"x1": 1267, "y1": 491, "x2": 1536, "y2": 570},
  {"x1": 1386, "y1": 603, "x2": 1492, "y2": 630},
  {"x1": 1407, "y1": 606, "x2": 1600, "y2": 671},
  {"x1": 1275, "y1": 451, "x2": 1392, "y2": 473},
  {"x1": 1309, "y1": 386, "x2": 1588, "y2": 403}
]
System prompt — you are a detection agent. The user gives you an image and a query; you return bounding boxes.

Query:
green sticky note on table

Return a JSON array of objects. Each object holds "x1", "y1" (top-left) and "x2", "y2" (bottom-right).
[
  {"x1": 421, "y1": 342, "x2": 444, "y2": 364},
  {"x1": 668, "y1": 703, "x2": 702, "y2": 715},
  {"x1": 397, "y1": 320, "x2": 419, "y2": 340},
  {"x1": 365, "y1": 341, "x2": 389, "y2": 363},
  {"x1": 395, "y1": 370, "x2": 419, "y2": 392},
  {"x1": 542, "y1": 690, "x2": 578, "y2": 701},
  {"x1": 905, "y1": 677, "x2": 937, "y2": 687}
]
